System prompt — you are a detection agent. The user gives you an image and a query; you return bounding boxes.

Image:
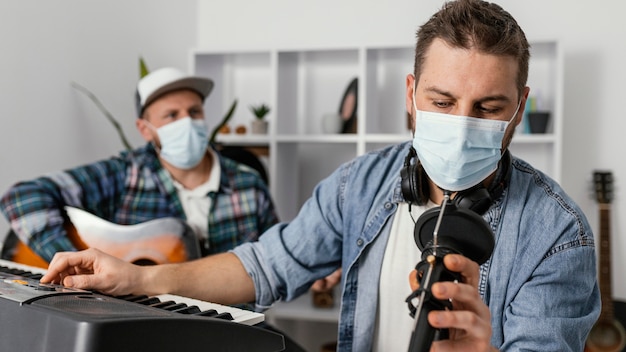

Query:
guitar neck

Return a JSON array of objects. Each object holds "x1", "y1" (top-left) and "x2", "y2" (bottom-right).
[{"x1": 598, "y1": 204, "x2": 615, "y2": 323}]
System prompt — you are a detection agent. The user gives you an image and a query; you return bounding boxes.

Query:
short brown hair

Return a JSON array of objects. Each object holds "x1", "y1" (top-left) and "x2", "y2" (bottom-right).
[{"x1": 414, "y1": 0, "x2": 530, "y2": 97}]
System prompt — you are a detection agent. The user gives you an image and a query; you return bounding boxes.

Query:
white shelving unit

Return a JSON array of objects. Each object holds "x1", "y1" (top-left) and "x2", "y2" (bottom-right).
[{"x1": 191, "y1": 40, "x2": 563, "y2": 349}]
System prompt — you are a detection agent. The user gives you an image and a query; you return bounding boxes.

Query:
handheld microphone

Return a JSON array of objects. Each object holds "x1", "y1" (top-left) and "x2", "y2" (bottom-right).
[{"x1": 406, "y1": 193, "x2": 495, "y2": 352}]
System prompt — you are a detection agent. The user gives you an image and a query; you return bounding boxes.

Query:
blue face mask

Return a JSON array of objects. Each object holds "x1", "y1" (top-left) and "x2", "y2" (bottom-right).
[
  {"x1": 149, "y1": 117, "x2": 209, "y2": 170},
  {"x1": 412, "y1": 98, "x2": 520, "y2": 192}
]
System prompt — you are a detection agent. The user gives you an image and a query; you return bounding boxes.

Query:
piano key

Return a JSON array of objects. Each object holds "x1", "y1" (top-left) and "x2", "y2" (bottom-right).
[
  {"x1": 134, "y1": 296, "x2": 161, "y2": 305},
  {"x1": 213, "y1": 312, "x2": 235, "y2": 321},
  {"x1": 162, "y1": 302, "x2": 188, "y2": 311},
  {"x1": 156, "y1": 294, "x2": 265, "y2": 326},
  {"x1": 195, "y1": 308, "x2": 218, "y2": 317},
  {"x1": 119, "y1": 294, "x2": 150, "y2": 302},
  {"x1": 150, "y1": 300, "x2": 177, "y2": 309},
  {"x1": 172, "y1": 305, "x2": 201, "y2": 315}
]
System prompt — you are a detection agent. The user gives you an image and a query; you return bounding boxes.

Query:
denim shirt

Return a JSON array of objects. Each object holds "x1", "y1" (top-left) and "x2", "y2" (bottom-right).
[{"x1": 233, "y1": 141, "x2": 600, "y2": 352}]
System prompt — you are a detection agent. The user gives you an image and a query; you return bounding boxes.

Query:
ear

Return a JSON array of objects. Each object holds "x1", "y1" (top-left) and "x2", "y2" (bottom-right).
[
  {"x1": 514, "y1": 86, "x2": 531, "y2": 128},
  {"x1": 405, "y1": 74, "x2": 416, "y2": 131},
  {"x1": 136, "y1": 118, "x2": 155, "y2": 142}
]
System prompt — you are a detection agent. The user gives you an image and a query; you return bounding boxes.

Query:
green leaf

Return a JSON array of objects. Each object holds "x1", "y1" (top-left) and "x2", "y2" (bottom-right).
[
  {"x1": 210, "y1": 100, "x2": 238, "y2": 144},
  {"x1": 250, "y1": 104, "x2": 270, "y2": 119},
  {"x1": 71, "y1": 81, "x2": 133, "y2": 151},
  {"x1": 139, "y1": 57, "x2": 150, "y2": 78}
]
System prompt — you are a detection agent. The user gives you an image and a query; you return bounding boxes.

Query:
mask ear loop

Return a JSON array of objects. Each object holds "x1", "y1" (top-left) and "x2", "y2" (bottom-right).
[
  {"x1": 142, "y1": 119, "x2": 162, "y2": 153},
  {"x1": 508, "y1": 100, "x2": 522, "y2": 124},
  {"x1": 412, "y1": 76, "x2": 419, "y2": 121}
]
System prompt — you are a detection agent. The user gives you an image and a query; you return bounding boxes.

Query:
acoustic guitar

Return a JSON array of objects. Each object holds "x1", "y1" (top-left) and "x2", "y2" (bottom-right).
[
  {"x1": 586, "y1": 171, "x2": 626, "y2": 352},
  {"x1": 2, "y1": 206, "x2": 201, "y2": 269}
]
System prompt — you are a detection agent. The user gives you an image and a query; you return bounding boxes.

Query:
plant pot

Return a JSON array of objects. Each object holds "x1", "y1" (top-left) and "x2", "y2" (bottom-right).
[
  {"x1": 251, "y1": 120, "x2": 268, "y2": 134},
  {"x1": 528, "y1": 111, "x2": 550, "y2": 134}
]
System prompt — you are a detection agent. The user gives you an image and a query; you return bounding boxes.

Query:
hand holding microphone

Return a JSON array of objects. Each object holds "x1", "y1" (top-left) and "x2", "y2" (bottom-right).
[{"x1": 406, "y1": 192, "x2": 495, "y2": 352}]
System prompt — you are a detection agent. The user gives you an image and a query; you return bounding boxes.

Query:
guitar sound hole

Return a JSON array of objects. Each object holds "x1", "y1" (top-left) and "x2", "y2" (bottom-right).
[
  {"x1": 587, "y1": 321, "x2": 626, "y2": 350},
  {"x1": 133, "y1": 259, "x2": 157, "y2": 266}
]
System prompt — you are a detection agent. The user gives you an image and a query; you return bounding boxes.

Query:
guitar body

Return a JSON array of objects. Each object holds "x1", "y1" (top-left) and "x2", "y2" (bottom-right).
[
  {"x1": 2, "y1": 207, "x2": 201, "y2": 269},
  {"x1": 586, "y1": 171, "x2": 626, "y2": 352},
  {"x1": 10, "y1": 240, "x2": 49, "y2": 269},
  {"x1": 586, "y1": 320, "x2": 626, "y2": 352}
]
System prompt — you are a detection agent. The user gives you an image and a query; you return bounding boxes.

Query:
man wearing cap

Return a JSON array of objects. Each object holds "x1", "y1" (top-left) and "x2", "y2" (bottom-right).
[{"x1": 0, "y1": 67, "x2": 279, "y2": 263}]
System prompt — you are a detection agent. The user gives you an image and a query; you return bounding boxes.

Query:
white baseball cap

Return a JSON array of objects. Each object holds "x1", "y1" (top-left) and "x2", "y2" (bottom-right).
[{"x1": 135, "y1": 67, "x2": 214, "y2": 117}]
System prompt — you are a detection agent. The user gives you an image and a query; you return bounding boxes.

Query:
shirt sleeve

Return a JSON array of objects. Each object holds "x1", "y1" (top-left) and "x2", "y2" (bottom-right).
[{"x1": 0, "y1": 158, "x2": 127, "y2": 262}]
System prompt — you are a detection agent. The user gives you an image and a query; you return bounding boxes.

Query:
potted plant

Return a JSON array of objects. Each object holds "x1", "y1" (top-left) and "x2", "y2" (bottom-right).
[{"x1": 250, "y1": 104, "x2": 270, "y2": 134}]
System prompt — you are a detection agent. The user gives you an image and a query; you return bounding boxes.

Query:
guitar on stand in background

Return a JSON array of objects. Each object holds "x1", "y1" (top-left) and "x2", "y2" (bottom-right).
[{"x1": 586, "y1": 170, "x2": 626, "y2": 352}]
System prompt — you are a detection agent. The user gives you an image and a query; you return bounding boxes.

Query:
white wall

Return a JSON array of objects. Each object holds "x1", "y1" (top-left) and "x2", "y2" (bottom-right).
[
  {"x1": 197, "y1": 0, "x2": 626, "y2": 298},
  {"x1": 0, "y1": 0, "x2": 196, "y2": 237},
  {"x1": 2, "y1": 0, "x2": 625, "y2": 299}
]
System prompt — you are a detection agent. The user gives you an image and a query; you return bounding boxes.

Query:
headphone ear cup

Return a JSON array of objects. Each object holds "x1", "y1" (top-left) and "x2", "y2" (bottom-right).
[
  {"x1": 401, "y1": 164, "x2": 420, "y2": 205},
  {"x1": 454, "y1": 186, "x2": 492, "y2": 215}
]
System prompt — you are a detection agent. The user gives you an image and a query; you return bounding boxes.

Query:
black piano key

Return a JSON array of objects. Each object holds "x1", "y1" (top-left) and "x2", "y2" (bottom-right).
[
  {"x1": 162, "y1": 303, "x2": 188, "y2": 311},
  {"x1": 119, "y1": 294, "x2": 149, "y2": 302},
  {"x1": 23, "y1": 273, "x2": 43, "y2": 280},
  {"x1": 0, "y1": 266, "x2": 42, "y2": 280},
  {"x1": 173, "y1": 305, "x2": 201, "y2": 314},
  {"x1": 213, "y1": 312, "x2": 234, "y2": 321},
  {"x1": 134, "y1": 297, "x2": 161, "y2": 305},
  {"x1": 194, "y1": 309, "x2": 218, "y2": 317},
  {"x1": 150, "y1": 300, "x2": 177, "y2": 309},
  {"x1": 7, "y1": 268, "x2": 28, "y2": 275}
]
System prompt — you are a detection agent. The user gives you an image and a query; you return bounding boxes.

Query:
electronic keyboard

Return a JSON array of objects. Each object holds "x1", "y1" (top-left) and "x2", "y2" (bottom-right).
[{"x1": 0, "y1": 259, "x2": 284, "y2": 352}]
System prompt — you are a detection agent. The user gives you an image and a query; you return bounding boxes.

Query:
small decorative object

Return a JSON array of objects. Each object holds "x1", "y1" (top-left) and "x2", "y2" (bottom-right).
[
  {"x1": 250, "y1": 104, "x2": 270, "y2": 134},
  {"x1": 339, "y1": 78, "x2": 358, "y2": 134},
  {"x1": 218, "y1": 125, "x2": 231, "y2": 134},
  {"x1": 322, "y1": 112, "x2": 342, "y2": 134},
  {"x1": 235, "y1": 125, "x2": 247, "y2": 134},
  {"x1": 527, "y1": 111, "x2": 550, "y2": 134},
  {"x1": 312, "y1": 290, "x2": 334, "y2": 309}
]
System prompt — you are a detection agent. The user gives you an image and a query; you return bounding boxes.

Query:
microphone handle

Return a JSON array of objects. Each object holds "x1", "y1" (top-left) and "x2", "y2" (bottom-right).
[{"x1": 407, "y1": 255, "x2": 459, "y2": 352}]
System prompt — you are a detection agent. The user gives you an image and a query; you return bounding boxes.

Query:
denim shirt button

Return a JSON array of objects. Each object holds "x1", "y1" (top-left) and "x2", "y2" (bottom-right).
[
  {"x1": 384, "y1": 202, "x2": 392, "y2": 209},
  {"x1": 356, "y1": 238, "x2": 364, "y2": 246}
]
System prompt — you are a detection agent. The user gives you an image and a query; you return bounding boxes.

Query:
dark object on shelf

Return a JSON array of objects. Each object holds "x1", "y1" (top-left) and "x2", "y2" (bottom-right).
[
  {"x1": 339, "y1": 78, "x2": 358, "y2": 134},
  {"x1": 219, "y1": 146, "x2": 269, "y2": 185},
  {"x1": 527, "y1": 111, "x2": 550, "y2": 134}
]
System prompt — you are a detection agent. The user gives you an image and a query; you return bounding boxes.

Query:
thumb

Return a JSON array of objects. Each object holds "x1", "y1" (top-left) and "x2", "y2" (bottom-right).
[{"x1": 408, "y1": 269, "x2": 420, "y2": 291}]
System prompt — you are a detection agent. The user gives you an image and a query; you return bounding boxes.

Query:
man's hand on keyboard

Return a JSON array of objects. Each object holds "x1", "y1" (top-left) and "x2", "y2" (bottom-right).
[
  {"x1": 42, "y1": 248, "x2": 257, "y2": 306},
  {"x1": 40, "y1": 248, "x2": 142, "y2": 296}
]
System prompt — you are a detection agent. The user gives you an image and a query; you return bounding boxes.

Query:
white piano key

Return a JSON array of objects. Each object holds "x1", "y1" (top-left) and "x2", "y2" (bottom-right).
[{"x1": 156, "y1": 294, "x2": 265, "y2": 325}]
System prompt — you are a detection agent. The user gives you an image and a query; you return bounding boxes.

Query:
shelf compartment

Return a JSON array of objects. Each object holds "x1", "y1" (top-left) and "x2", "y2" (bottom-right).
[
  {"x1": 364, "y1": 47, "x2": 414, "y2": 135},
  {"x1": 193, "y1": 51, "x2": 273, "y2": 135},
  {"x1": 273, "y1": 142, "x2": 357, "y2": 221},
  {"x1": 277, "y1": 49, "x2": 359, "y2": 136}
]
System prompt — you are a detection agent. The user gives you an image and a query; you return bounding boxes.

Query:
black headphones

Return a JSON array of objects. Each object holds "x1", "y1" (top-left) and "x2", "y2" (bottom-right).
[
  {"x1": 400, "y1": 146, "x2": 510, "y2": 215},
  {"x1": 401, "y1": 146, "x2": 510, "y2": 265}
]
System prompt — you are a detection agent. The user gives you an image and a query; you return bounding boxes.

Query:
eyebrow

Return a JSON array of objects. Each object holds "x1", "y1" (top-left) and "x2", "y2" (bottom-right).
[{"x1": 423, "y1": 86, "x2": 512, "y2": 104}]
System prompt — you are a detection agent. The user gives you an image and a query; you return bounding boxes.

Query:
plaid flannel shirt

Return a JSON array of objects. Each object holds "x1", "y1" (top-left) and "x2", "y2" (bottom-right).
[{"x1": 0, "y1": 143, "x2": 278, "y2": 262}]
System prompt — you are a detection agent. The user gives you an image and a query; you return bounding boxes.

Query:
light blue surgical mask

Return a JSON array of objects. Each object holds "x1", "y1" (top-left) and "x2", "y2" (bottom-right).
[
  {"x1": 148, "y1": 117, "x2": 209, "y2": 170},
  {"x1": 412, "y1": 97, "x2": 520, "y2": 192}
]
